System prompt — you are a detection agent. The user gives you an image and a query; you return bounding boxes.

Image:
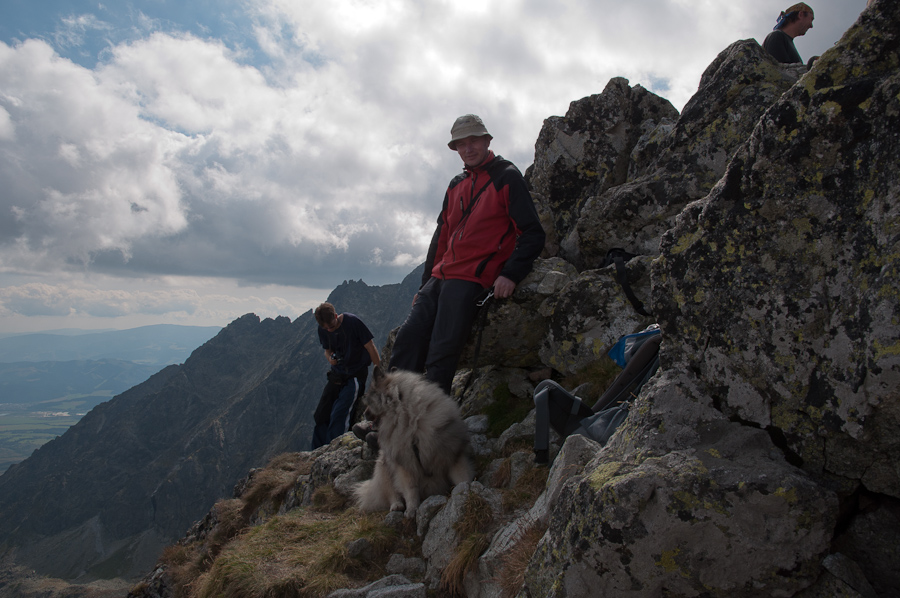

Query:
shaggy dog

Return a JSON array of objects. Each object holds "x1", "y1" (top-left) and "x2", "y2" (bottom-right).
[{"x1": 353, "y1": 366, "x2": 473, "y2": 518}]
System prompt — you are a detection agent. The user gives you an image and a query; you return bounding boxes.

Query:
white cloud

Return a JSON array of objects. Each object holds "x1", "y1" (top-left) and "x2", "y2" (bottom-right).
[
  {"x1": 0, "y1": 0, "x2": 869, "y2": 331},
  {"x1": 0, "y1": 105, "x2": 13, "y2": 141}
]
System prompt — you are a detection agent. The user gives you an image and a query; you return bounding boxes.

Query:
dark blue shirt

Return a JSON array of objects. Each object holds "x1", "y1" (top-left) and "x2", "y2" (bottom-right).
[
  {"x1": 763, "y1": 29, "x2": 802, "y2": 64},
  {"x1": 317, "y1": 313, "x2": 374, "y2": 375}
]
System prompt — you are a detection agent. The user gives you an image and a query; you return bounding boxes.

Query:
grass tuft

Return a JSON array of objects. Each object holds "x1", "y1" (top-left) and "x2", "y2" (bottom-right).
[
  {"x1": 441, "y1": 492, "x2": 495, "y2": 595},
  {"x1": 240, "y1": 452, "x2": 311, "y2": 516},
  {"x1": 442, "y1": 532, "x2": 490, "y2": 596},
  {"x1": 496, "y1": 520, "x2": 548, "y2": 598},
  {"x1": 311, "y1": 484, "x2": 348, "y2": 513},
  {"x1": 501, "y1": 464, "x2": 548, "y2": 512}
]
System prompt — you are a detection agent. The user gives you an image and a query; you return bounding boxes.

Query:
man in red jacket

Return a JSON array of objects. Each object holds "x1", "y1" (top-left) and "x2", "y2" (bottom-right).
[{"x1": 389, "y1": 114, "x2": 546, "y2": 395}]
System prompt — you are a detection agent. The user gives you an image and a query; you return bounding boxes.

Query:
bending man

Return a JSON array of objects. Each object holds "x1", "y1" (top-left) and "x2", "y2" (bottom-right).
[{"x1": 311, "y1": 303, "x2": 381, "y2": 449}]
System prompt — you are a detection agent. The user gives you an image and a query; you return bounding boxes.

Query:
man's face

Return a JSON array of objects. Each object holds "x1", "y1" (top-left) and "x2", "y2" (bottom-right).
[
  {"x1": 322, "y1": 314, "x2": 341, "y2": 332},
  {"x1": 796, "y1": 10, "x2": 814, "y2": 35},
  {"x1": 455, "y1": 135, "x2": 491, "y2": 168}
]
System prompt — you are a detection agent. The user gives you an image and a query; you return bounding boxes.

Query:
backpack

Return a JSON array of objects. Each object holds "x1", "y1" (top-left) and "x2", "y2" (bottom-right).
[{"x1": 532, "y1": 325, "x2": 662, "y2": 464}]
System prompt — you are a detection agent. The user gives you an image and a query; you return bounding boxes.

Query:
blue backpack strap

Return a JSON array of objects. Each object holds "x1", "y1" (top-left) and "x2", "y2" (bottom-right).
[{"x1": 592, "y1": 332, "x2": 662, "y2": 414}]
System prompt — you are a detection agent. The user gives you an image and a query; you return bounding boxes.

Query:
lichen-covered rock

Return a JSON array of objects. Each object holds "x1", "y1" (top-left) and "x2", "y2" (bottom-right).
[
  {"x1": 525, "y1": 447, "x2": 836, "y2": 597},
  {"x1": 457, "y1": 366, "x2": 534, "y2": 419},
  {"x1": 538, "y1": 259, "x2": 655, "y2": 375},
  {"x1": 528, "y1": 78, "x2": 679, "y2": 258},
  {"x1": 652, "y1": 1, "x2": 900, "y2": 499},
  {"x1": 292, "y1": 434, "x2": 366, "y2": 507},
  {"x1": 571, "y1": 40, "x2": 809, "y2": 270},
  {"x1": 421, "y1": 482, "x2": 502, "y2": 590},
  {"x1": 458, "y1": 257, "x2": 577, "y2": 371},
  {"x1": 520, "y1": 5, "x2": 900, "y2": 597}
]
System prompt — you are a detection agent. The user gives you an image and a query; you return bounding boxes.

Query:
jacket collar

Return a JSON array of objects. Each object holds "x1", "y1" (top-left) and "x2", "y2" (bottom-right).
[{"x1": 464, "y1": 150, "x2": 496, "y2": 175}]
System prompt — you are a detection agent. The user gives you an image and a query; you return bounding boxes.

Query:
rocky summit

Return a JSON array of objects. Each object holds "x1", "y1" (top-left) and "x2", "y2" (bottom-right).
[{"x1": 3, "y1": 2, "x2": 899, "y2": 597}]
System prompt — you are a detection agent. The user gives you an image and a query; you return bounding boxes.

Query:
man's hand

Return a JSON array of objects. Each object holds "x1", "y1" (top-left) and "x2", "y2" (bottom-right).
[{"x1": 493, "y1": 276, "x2": 516, "y2": 299}]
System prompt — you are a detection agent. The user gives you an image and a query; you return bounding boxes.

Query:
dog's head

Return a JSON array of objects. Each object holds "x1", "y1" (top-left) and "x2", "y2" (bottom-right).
[{"x1": 361, "y1": 366, "x2": 401, "y2": 425}]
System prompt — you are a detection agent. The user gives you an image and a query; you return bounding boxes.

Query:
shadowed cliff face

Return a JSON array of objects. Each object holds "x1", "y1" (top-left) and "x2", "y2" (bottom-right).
[
  {"x1": 522, "y1": 3, "x2": 900, "y2": 597},
  {"x1": 0, "y1": 267, "x2": 422, "y2": 581}
]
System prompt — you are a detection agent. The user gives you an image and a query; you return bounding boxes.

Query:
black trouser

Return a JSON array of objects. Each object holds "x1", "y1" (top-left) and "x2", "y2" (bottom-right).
[
  {"x1": 310, "y1": 368, "x2": 368, "y2": 450},
  {"x1": 390, "y1": 277, "x2": 483, "y2": 395}
]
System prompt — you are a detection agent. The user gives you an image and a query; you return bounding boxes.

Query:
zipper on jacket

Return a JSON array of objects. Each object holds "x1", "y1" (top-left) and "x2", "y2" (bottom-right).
[{"x1": 474, "y1": 221, "x2": 516, "y2": 277}]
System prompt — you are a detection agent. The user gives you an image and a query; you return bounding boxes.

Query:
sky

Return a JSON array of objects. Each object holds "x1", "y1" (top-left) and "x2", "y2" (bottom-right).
[{"x1": 0, "y1": 0, "x2": 867, "y2": 333}]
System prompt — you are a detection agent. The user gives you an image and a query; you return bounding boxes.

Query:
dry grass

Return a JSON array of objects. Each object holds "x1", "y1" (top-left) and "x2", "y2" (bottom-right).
[
  {"x1": 191, "y1": 509, "x2": 397, "y2": 598},
  {"x1": 240, "y1": 452, "x2": 312, "y2": 515},
  {"x1": 310, "y1": 484, "x2": 348, "y2": 512},
  {"x1": 159, "y1": 452, "x2": 321, "y2": 597},
  {"x1": 441, "y1": 492, "x2": 495, "y2": 595},
  {"x1": 161, "y1": 499, "x2": 249, "y2": 598},
  {"x1": 496, "y1": 520, "x2": 548, "y2": 598},
  {"x1": 491, "y1": 457, "x2": 512, "y2": 488},
  {"x1": 442, "y1": 533, "x2": 491, "y2": 596},
  {"x1": 500, "y1": 465, "x2": 548, "y2": 512}
]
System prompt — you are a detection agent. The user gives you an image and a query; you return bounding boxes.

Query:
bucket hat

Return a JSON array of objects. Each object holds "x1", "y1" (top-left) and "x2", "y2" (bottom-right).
[{"x1": 448, "y1": 114, "x2": 492, "y2": 150}]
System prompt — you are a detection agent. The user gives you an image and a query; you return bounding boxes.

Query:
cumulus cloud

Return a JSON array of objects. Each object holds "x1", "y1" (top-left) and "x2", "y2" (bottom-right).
[{"x1": 0, "y1": 0, "x2": 866, "y2": 328}]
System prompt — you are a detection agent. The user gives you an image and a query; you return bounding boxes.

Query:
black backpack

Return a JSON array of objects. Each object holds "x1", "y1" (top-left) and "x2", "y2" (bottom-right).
[{"x1": 533, "y1": 326, "x2": 661, "y2": 464}]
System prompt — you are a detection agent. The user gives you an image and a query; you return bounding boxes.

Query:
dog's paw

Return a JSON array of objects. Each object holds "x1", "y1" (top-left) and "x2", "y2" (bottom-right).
[
  {"x1": 403, "y1": 506, "x2": 417, "y2": 519},
  {"x1": 390, "y1": 500, "x2": 405, "y2": 512}
]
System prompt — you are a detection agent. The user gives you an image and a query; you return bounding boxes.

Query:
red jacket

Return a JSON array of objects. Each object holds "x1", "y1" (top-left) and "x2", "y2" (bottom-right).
[{"x1": 423, "y1": 152, "x2": 545, "y2": 288}]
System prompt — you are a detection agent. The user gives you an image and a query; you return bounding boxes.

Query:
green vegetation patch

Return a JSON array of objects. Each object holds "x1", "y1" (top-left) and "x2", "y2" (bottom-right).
[
  {"x1": 484, "y1": 382, "x2": 532, "y2": 437},
  {"x1": 0, "y1": 412, "x2": 83, "y2": 472}
]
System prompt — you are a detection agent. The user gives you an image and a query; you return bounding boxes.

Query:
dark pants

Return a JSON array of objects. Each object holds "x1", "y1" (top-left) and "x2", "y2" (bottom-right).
[
  {"x1": 311, "y1": 369, "x2": 368, "y2": 450},
  {"x1": 390, "y1": 277, "x2": 483, "y2": 395}
]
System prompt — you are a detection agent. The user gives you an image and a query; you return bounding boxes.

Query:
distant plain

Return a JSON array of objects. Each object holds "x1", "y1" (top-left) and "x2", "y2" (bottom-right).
[{"x1": 0, "y1": 325, "x2": 221, "y2": 472}]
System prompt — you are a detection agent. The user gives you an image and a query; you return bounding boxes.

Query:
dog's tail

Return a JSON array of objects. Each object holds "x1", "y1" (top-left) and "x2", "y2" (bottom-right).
[{"x1": 353, "y1": 463, "x2": 396, "y2": 513}]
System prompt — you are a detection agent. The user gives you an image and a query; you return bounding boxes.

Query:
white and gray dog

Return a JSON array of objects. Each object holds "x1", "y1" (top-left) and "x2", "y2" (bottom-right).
[{"x1": 353, "y1": 366, "x2": 473, "y2": 518}]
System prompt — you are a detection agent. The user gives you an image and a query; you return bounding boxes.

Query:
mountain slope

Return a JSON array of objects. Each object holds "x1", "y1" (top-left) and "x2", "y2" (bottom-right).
[{"x1": 0, "y1": 266, "x2": 422, "y2": 581}]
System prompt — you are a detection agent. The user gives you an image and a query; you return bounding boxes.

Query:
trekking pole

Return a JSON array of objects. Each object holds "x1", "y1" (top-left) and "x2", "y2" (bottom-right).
[{"x1": 469, "y1": 287, "x2": 495, "y2": 384}]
